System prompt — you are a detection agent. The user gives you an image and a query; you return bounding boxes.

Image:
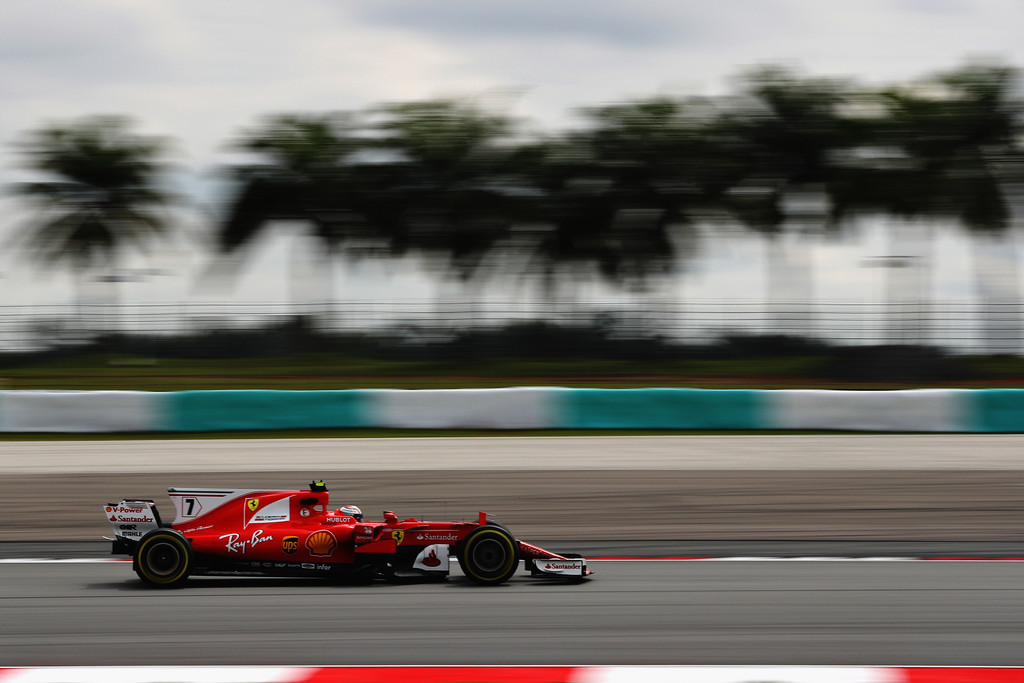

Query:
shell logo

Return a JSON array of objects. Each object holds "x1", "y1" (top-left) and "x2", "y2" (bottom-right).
[{"x1": 305, "y1": 530, "x2": 337, "y2": 557}]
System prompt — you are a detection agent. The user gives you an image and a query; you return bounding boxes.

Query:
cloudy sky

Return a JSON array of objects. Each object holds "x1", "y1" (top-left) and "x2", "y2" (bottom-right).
[{"x1": 0, "y1": 0, "x2": 1021, "y2": 330}]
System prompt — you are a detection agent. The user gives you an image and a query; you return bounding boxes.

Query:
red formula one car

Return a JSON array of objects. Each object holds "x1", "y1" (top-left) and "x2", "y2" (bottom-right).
[{"x1": 104, "y1": 481, "x2": 590, "y2": 587}]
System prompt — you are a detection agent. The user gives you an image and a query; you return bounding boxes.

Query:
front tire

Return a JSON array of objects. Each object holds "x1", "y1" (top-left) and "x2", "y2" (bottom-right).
[
  {"x1": 134, "y1": 530, "x2": 193, "y2": 588},
  {"x1": 458, "y1": 526, "x2": 520, "y2": 586}
]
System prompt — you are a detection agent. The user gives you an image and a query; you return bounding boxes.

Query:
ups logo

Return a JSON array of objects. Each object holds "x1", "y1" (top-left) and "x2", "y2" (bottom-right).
[{"x1": 282, "y1": 536, "x2": 299, "y2": 555}]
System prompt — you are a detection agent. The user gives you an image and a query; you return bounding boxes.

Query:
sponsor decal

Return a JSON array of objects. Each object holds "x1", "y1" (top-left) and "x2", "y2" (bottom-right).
[
  {"x1": 282, "y1": 536, "x2": 299, "y2": 555},
  {"x1": 305, "y1": 530, "x2": 337, "y2": 557},
  {"x1": 299, "y1": 508, "x2": 310, "y2": 518},
  {"x1": 247, "y1": 498, "x2": 260, "y2": 512},
  {"x1": 106, "y1": 506, "x2": 155, "y2": 524},
  {"x1": 415, "y1": 532, "x2": 459, "y2": 543},
  {"x1": 361, "y1": 526, "x2": 374, "y2": 535},
  {"x1": 118, "y1": 524, "x2": 137, "y2": 531},
  {"x1": 293, "y1": 562, "x2": 331, "y2": 571},
  {"x1": 111, "y1": 515, "x2": 154, "y2": 523},
  {"x1": 253, "y1": 513, "x2": 288, "y2": 523},
  {"x1": 179, "y1": 497, "x2": 203, "y2": 518},
  {"x1": 245, "y1": 497, "x2": 291, "y2": 527},
  {"x1": 544, "y1": 562, "x2": 583, "y2": 571},
  {"x1": 182, "y1": 524, "x2": 213, "y2": 534},
  {"x1": 326, "y1": 516, "x2": 353, "y2": 524},
  {"x1": 412, "y1": 544, "x2": 449, "y2": 572},
  {"x1": 252, "y1": 531, "x2": 273, "y2": 548},
  {"x1": 392, "y1": 530, "x2": 405, "y2": 546},
  {"x1": 220, "y1": 529, "x2": 274, "y2": 554}
]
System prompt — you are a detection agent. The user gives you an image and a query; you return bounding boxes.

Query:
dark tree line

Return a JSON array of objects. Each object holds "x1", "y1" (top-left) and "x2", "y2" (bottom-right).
[{"x1": 7, "y1": 62, "x2": 1024, "y2": 346}]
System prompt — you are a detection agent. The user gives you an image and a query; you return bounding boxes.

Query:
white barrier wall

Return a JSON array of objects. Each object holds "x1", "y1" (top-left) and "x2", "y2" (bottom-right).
[
  {"x1": 768, "y1": 389, "x2": 966, "y2": 432},
  {"x1": 371, "y1": 388, "x2": 555, "y2": 429},
  {"x1": 0, "y1": 391, "x2": 162, "y2": 432}
]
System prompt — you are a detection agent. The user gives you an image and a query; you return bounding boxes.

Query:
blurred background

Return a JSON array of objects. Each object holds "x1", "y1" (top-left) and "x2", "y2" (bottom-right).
[{"x1": 2, "y1": 1, "x2": 1024, "y2": 386}]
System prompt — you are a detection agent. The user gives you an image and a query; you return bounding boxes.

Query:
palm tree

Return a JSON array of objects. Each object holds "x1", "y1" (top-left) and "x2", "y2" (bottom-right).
[
  {"x1": 363, "y1": 99, "x2": 530, "y2": 332},
  {"x1": 856, "y1": 64, "x2": 1023, "y2": 349},
  {"x1": 9, "y1": 115, "x2": 174, "y2": 333},
  {"x1": 863, "y1": 84, "x2": 963, "y2": 344},
  {"x1": 935, "y1": 64, "x2": 1023, "y2": 353},
  {"x1": 369, "y1": 98, "x2": 522, "y2": 283},
  {"x1": 717, "y1": 67, "x2": 856, "y2": 338},
  {"x1": 216, "y1": 112, "x2": 392, "y2": 319},
  {"x1": 581, "y1": 98, "x2": 707, "y2": 288},
  {"x1": 510, "y1": 134, "x2": 624, "y2": 311},
  {"x1": 506, "y1": 97, "x2": 725, "y2": 331}
]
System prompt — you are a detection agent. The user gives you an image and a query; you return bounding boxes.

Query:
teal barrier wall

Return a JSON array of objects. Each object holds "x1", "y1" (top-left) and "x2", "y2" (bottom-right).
[
  {"x1": 966, "y1": 389, "x2": 1024, "y2": 432},
  {"x1": 3, "y1": 388, "x2": 1023, "y2": 433},
  {"x1": 558, "y1": 388, "x2": 766, "y2": 429},
  {"x1": 164, "y1": 390, "x2": 373, "y2": 432}
]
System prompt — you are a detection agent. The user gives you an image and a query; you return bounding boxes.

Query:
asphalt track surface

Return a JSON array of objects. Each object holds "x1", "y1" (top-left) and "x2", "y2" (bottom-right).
[
  {"x1": 4, "y1": 435, "x2": 1024, "y2": 542},
  {"x1": 3, "y1": 435, "x2": 1024, "y2": 665},
  {"x1": 1, "y1": 558, "x2": 1023, "y2": 666}
]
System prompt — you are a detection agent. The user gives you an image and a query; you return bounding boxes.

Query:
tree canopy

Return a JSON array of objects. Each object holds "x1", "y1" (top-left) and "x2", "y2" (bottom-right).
[{"x1": 11, "y1": 116, "x2": 173, "y2": 273}]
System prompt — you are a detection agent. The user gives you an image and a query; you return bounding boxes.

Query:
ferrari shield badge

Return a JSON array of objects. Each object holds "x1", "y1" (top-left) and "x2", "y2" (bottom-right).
[
  {"x1": 247, "y1": 498, "x2": 259, "y2": 512},
  {"x1": 392, "y1": 529, "x2": 405, "y2": 546}
]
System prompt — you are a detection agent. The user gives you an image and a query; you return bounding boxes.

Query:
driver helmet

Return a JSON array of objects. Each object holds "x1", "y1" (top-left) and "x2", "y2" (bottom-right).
[{"x1": 338, "y1": 504, "x2": 363, "y2": 522}]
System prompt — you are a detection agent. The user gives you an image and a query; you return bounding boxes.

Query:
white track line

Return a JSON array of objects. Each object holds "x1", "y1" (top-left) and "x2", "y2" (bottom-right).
[
  {"x1": 1, "y1": 556, "x2": 1022, "y2": 564},
  {"x1": 0, "y1": 558, "x2": 126, "y2": 564}
]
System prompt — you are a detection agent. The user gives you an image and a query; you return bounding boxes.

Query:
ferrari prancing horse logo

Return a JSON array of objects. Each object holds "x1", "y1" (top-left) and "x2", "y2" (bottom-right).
[
  {"x1": 247, "y1": 498, "x2": 260, "y2": 512},
  {"x1": 392, "y1": 530, "x2": 404, "y2": 546}
]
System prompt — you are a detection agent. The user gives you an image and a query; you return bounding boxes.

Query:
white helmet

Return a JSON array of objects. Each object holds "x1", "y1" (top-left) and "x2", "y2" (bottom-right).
[{"x1": 339, "y1": 504, "x2": 363, "y2": 522}]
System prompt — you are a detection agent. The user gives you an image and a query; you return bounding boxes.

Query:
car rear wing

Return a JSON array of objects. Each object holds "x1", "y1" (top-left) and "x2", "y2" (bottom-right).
[{"x1": 103, "y1": 499, "x2": 162, "y2": 553}]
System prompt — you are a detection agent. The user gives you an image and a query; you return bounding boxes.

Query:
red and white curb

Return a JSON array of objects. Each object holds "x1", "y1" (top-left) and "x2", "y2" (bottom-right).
[{"x1": 1, "y1": 668, "x2": 1024, "y2": 683}]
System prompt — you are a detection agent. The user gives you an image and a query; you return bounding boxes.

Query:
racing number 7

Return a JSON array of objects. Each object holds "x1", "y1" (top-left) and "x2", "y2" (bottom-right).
[{"x1": 184, "y1": 497, "x2": 197, "y2": 517}]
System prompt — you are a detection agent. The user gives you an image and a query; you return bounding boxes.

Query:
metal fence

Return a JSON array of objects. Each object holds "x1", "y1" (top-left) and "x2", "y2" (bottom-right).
[{"x1": 0, "y1": 299, "x2": 1018, "y2": 354}]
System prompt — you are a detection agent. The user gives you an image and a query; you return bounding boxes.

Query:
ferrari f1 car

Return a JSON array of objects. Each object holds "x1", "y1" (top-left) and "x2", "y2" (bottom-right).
[{"x1": 104, "y1": 481, "x2": 591, "y2": 587}]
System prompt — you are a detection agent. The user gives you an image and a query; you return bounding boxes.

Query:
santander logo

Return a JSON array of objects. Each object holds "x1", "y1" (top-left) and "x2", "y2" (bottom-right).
[
  {"x1": 545, "y1": 562, "x2": 579, "y2": 570},
  {"x1": 422, "y1": 549, "x2": 441, "y2": 567}
]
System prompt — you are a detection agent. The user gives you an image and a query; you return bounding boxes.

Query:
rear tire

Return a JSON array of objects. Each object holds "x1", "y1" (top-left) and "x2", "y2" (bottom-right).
[
  {"x1": 134, "y1": 530, "x2": 193, "y2": 588},
  {"x1": 457, "y1": 526, "x2": 520, "y2": 586}
]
